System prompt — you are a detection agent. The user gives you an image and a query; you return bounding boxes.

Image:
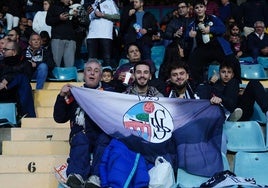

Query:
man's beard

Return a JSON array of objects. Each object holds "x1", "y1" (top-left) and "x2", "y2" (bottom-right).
[
  {"x1": 135, "y1": 78, "x2": 148, "y2": 89},
  {"x1": 171, "y1": 80, "x2": 187, "y2": 90}
]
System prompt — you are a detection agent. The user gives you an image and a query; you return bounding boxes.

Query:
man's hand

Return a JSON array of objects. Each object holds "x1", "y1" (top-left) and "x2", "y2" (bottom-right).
[
  {"x1": 0, "y1": 79, "x2": 8, "y2": 90},
  {"x1": 60, "y1": 12, "x2": 69, "y2": 21},
  {"x1": 189, "y1": 27, "x2": 197, "y2": 38},
  {"x1": 210, "y1": 95, "x2": 222, "y2": 105},
  {"x1": 59, "y1": 84, "x2": 72, "y2": 97},
  {"x1": 95, "y1": 10, "x2": 104, "y2": 18},
  {"x1": 129, "y1": 9, "x2": 136, "y2": 16}
]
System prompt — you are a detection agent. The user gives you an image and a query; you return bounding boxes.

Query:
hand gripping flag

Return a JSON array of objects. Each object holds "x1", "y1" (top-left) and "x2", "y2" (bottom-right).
[{"x1": 71, "y1": 87, "x2": 226, "y2": 177}]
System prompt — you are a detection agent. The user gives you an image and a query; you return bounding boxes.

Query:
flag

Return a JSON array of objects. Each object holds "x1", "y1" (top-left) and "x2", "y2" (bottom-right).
[{"x1": 71, "y1": 86, "x2": 226, "y2": 177}]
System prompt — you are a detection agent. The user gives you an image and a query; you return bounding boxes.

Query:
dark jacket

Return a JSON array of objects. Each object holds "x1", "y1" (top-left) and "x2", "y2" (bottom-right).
[
  {"x1": 4, "y1": 0, "x2": 24, "y2": 18},
  {"x1": 247, "y1": 32, "x2": 268, "y2": 56},
  {"x1": 46, "y1": 1, "x2": 77, "y2": 40},
  {"x1": 25, "y1": 0, "x2": 43, "y2": 12},
  {"x1": 208, "y1": 78, "x2": 240, "y2": 112},
  {"x1": 124, "y1": 11, "x2": 158, "y2": 46},
  {"x1": 0, "y1": 55, "x2": 31, "y2": 83},
  {"x1": 53, "y1": 85, "x2": 105, "y2": 139}
]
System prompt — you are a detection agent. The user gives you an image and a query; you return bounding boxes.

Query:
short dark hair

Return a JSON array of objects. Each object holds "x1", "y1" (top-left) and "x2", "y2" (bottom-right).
[
  {"x1": 219, "y1": 61, "x2": 235, "y2": 71},
  {"x1": 168, "y1": 61, "x2": 189, "y2": 75},
  {"x1": 193, "y1": 0, "x2": 206, "y2": 7},
  {"x1": 102, "y1": 68, "x2": 113, "y2": 76},
  {"x1": 133, "y1": 61, "x2": 151, "y2": 73}
]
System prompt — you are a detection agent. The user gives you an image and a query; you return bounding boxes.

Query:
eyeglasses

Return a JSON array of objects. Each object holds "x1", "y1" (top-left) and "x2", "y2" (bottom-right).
[
  {"x1": 255, "y1": 26, "x2": 264, "y2": 28},
  {"x1": 178, "y1": 5, "x2": 187, "y2": 9},
  {"x1": 3, "y1": 48, "x2": 14, "y2": 51}
]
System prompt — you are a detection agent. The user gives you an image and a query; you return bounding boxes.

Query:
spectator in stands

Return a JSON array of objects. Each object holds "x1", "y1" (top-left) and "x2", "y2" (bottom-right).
[
  {"x1": 0, "y1": 22, "x2": 6, "y2": 39},
  {"x1": 23, "y1": 32, "x2": 49, "y2": 90},
  {"x1": 101, "y1": 67, "x2": 116, "y2": 91},
  {"x1": 7, "y1": 28, "x2": 28, "y2": 54},
  {"x1": 53, "y1": 59, "x2": 112, "y2": 188},
  {"x1": 204, "y1": 0, "x2": 219, "y2": 16},
  {"x1": 46, "y1": 0, "x2": 77, "y2": 67},
  {"x1": 122, "y1": 0, "x2": 158, "y2": 60},
  {"x1": 228, "y1": 33, "x2": 247, "y2": 58},
  {"x1": 3, "y1": 0, "x2": 24, "y2": 31},
  {"x1": 0, "y1": 36, "x2": 8, "y2": 61},
  {"x1": 0, "y1": 41, "x2": 36, "y2": 117},
  {"x1": 206, "y1": 61, "x2": 268, "y2": 121},
  {"x1": 14, "y1": 17, "x2": 34, "y2": 43},
  {"x1": 125, "y1": 61, "x2": 163, "y2": 97},
  {"x1": 25, "y1": 0, "x2": 43, "y2": 20},
  {"x1": 163, "y1": 0, "x2": 194, "y2": 60},
  {"x1": 158, "y1": 41, "x2": 184, "y2": 82},
  {"x1": 40, "y1": 30, "x2": 56, "y2": 78},
  {"x1": 119, "y1": 0, "x2": 134, "y2": 45},
  {"x1": 163, "y1": 62, "x2": 199, "y2": 98},
  {"x1": 33, "y1": 0, "x2": 52, "y2": 37},
  {"x1": 239, "y1": 0, "x2": 268, "y2": 37},
  {"x1": 87, "y1": 0, "x2": 120, "y2": 67},
  {"x1": 219, "y1": 0, "x2": 241, "y2": 26},
  {"x1": 247, "y1": 21, "x2": 268, "y2": 61},
  {"x1": 186, "y1": 0, "x2": 240, "y2": 86}
]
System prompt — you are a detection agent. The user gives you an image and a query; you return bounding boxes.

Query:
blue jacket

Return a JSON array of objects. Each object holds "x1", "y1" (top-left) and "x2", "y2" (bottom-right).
[
  {"x1": 187, "y1": 14, "x2": 233, "y2": 55},
  {"x1": 99, "y1": 139, "x2": 149, "y2": 188}
]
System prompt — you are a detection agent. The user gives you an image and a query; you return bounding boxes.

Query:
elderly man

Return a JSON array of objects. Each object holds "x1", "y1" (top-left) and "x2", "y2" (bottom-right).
[
  {"x1": 247, "y1": 21, "x2": 268, "y2": 61},
  {"x1": 53, "y1": 59, "x2": 111, "y2": 188}
]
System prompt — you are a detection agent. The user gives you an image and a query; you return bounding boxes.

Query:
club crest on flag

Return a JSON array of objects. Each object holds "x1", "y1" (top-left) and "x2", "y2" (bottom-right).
[{"x1": 123, "y1": 101, "x2": 174, "y2": 143}]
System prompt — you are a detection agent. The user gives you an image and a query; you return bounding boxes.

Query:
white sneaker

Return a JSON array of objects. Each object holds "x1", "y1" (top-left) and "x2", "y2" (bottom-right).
[
  {"x1": 227, "y1": 108, "x2": 243, "y2": 122},
  {"x1": 85, "y1": 175, "x2": 100, "y2": 188}
]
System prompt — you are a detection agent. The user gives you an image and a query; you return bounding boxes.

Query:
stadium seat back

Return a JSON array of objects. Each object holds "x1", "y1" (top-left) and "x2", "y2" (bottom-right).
[
  {"x1": 223, "y1": 121, "x2": 267, "y2": 152},
  {"x1": 234, "y1": 151, "x2": 268, "y2": 185}
]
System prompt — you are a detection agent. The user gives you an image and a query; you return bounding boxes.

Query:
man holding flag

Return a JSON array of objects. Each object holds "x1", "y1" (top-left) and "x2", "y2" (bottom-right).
[{"x1": 53, "y1": 59, "x2": 111, "y2": 188}]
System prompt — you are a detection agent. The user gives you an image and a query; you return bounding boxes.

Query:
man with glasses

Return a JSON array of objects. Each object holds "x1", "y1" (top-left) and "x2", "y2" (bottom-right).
[
  {"x1": 247, "y1": 21, "x2": 268, "y2": 60},
  {"x1": 163, "y1": 0, "x2": 194, "y2": 60},
  {"x1": 0, "y1": 41, "x2": 36, "y2": 117}
]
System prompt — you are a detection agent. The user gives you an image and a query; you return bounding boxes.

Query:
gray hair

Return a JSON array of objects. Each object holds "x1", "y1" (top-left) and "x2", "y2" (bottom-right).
[{"x1": 84, "y1": 58, "x2": 103, "y2": 72}]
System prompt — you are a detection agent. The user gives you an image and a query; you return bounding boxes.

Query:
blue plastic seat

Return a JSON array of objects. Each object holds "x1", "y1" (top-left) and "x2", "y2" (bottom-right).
[
  {"x1": 0, "y1": 103, "x2": 17, "y2": 127},
  {"x1": 118, "y1": 58, "x2": 129, "y2": 67},
  {"x1": 250, "y1": 102, "x2": 267, "y2": 124},
  {"x1": 239, "y1": 56, "x2": 254, "y2": 64},
  {"x1": 257, "y1": 56, "x2": 268, "y2": 68},
  {"x1": 151, "y1": 45, "x2": 165, "y2": 67},
  {"x1": 234, "y1": 151, "x2": 268, "y2": 185},
  {"x1": 176, "y1": 153, "x2": 230, "y2": 187},
  {"x1": 48, "y1": 67, "x2": 78, "y2": 81},
  {"x1": 151, "y1": 45, "x2": 165, "y2": 78},
  {"x1": 240, "y1": 64, "x2": 268, "y2": 80},
  {"x1": 223, "y1": 121, "x2": 267, "y2": 152}
]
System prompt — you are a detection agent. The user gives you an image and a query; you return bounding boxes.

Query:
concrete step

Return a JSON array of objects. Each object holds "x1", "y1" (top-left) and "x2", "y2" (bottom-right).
[
  {"x1": 0, "y1": 173, "x2": 59, "y2": 188},
  {"x1": 34, "y1": 90, "x2": 59, "y2": 107},
  {"x1": 0, "y1": 128, "x2": 69, "y2": 141},
  {"x1": 31, "y1": 82, "x2": 82, "y2": 90},
  {"x1": 36, "y1": 106, "x2": 54, "y2": 118},
  {"x1": 0, "y1": 155, "x2": 67, "y2": 173},
  {"x1": 2, "y1": 141, "x2": 69, "y2": 155},
  {"x1": 21, "y1": 117, "x2": 69, "y2": 128}
]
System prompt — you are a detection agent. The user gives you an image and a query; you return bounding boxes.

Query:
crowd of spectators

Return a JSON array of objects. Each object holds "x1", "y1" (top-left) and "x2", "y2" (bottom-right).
[{"x1": 1, "y1": 0, "x2": 268, "y2": 187}]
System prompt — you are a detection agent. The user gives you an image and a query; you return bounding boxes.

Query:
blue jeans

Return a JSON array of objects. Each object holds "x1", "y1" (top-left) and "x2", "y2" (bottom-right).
[
  {"x1": 32, "y1": 63, "x2": 48, "y2": 89},
  {"x1": 7, "y1": 74, "x2": 36, "y2": 117}
]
